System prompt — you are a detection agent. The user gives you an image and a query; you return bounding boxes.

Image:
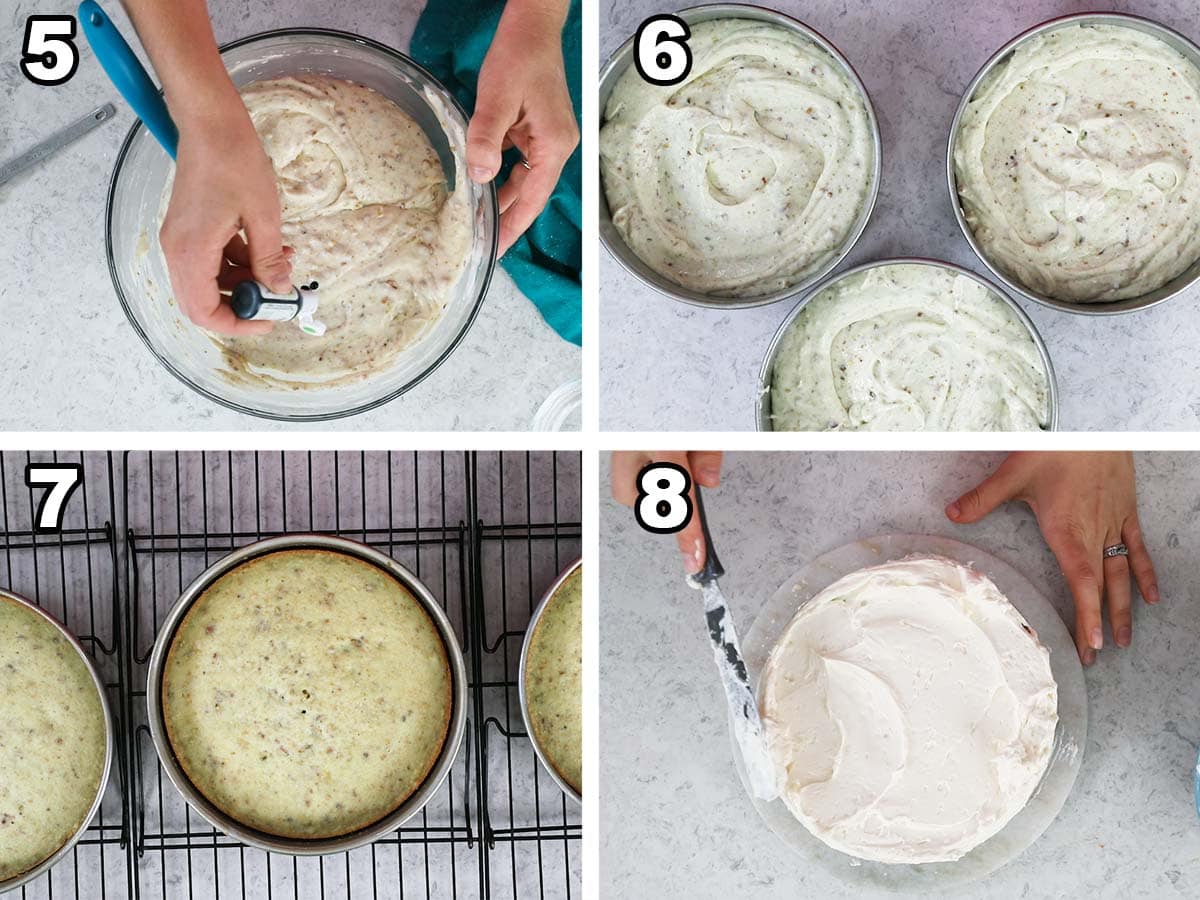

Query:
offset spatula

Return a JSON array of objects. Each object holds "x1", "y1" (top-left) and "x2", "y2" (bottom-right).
[{"x1": 689, "y1": 485, "x2": 779, "y2": 801}]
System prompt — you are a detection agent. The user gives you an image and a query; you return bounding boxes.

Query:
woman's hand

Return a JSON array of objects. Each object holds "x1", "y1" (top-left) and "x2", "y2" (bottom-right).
[
  {"x1": 161, "y1": 93, "x2": 291, "y2": 336},
  {"x1": 467, "y1": 0, "x2": 579, "y2": 255},
  {"x1": 611, "y1": 452, "x2": 724, "y2": 575},
  {"x1": 122, "y1": 0, "x2": 291, "y2": 336},
  {"x1": 946, "y1": 452, "x2": 1159, "y2": 666}
]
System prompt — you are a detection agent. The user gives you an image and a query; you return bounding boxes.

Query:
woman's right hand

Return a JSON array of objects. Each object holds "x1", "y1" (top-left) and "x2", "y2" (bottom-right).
[{"x1": 160, "y1": 89, "x2": 291, "y2": 336}]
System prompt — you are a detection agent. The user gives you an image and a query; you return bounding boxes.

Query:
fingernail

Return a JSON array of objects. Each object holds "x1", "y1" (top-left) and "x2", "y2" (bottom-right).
[
  {"x1": 698, "y1": 465, "x2": 720, "y2": 486},
  {"x1": 469, "y1": 165, "x2": 493, "y2": 183},
  {"x1": 1082, "y1": 648, "x2": 1095, "y2": 666},
  {"x1": 681, "y1": 541, "x2": 702, "y2": 574},
  {"x1": 1117, "y1": 626, "x2": 1131, "y2": 647},
  {"x1": 1147, "y1": 585, "x2": 1160, "y2": 603},
  {"x1": 1090, "y1": 627, "x2": 1103, "y2": 650},
  {"x1": 945, "y1": 502, "x2": 960, "y2": 520}
]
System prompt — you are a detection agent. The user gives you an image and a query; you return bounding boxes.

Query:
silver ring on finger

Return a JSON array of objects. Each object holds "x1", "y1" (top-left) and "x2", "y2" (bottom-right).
[
  {"x1": 520, "y1": 156, "x2": 532, "y2": 170},
  {"x1": 1103, "y1": 543, "x2": 1129, "y2": 559}
]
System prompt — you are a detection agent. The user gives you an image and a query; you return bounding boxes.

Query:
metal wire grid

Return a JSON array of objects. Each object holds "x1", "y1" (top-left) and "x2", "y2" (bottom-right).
[
  {"x1": 117, "y1": 451, "x2": 581, "y2": 900},
  {"x1": 469, "y1": 453, "x2": 582, "y2": 900},
  {"x1": 0, "y1": 452, "x2": 132, "y2": 900}
]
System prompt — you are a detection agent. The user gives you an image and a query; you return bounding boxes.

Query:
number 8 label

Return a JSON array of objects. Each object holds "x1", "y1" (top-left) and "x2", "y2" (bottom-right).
[
  {"x1": 634, "y1": 463, "x2": 693, "y2": 534},
  {"x1": 634, "y1": 15, "x2": 692, "y2": 87}
]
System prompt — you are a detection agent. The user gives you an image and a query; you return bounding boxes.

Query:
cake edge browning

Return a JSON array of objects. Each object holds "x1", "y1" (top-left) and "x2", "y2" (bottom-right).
[
  {"x1": 0, "y1": 594, "x2": 108, "y2": 884},
  {"x1": 161, "y1": 548, "x2": 453, "y2": 841},
  {"x1": 524, "y1": 565, "x2": 583, "y2": 795}
]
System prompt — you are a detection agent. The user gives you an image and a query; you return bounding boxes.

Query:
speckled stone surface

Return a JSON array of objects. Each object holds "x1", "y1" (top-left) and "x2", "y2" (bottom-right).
[
  {"x1": 600, "y1": 451, "x2": 1200, "y2": 897},
  {"x1": 0, "y1": 0, "x2": 578, "y2": 431},
  {"x1": 599, "y1": 0, "x2": 1200, "y2": 431}
]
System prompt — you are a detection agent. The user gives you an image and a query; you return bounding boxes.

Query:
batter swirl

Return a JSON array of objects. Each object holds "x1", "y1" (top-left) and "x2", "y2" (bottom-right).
[
  {"x1": 955, "y1": 23, "x2": 1200, "y2": 302},
  {"x1": 214, "y1": 75, "x2": 473, "y2": 385},
  {"x1": 600, "y1": 19, "x2": 874, "y2": 296},
  {"x1": 769, "y1": 264, "x2": 1050, "y2": 432}
]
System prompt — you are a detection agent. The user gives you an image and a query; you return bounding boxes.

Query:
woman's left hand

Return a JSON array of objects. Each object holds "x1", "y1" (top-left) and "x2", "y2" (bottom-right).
[
  {"x1": 467, "y1": 0, "x2": 579, "y2": 255},
  {"x1": 946, "y1": 451, "x2": 1159, "y2": 666}
]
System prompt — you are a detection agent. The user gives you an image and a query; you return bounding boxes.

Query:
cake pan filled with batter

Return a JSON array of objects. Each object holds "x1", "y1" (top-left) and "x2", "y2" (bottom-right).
[
  {"x1": 756, "y1": 258, "x2": 1059, "y2": 432},
  {"x1": 106, "y1": 29, "x2": 498, "y2": 420},
  {"x1": 0, "y1": 589, "x2": 113, "y2": 894},
  {"x1": 735, "y1": 533, "x2": 1087, "y2": 888},
  {"x1": 519, "y1": 559, "x2": 583, "y2": 805},
  {"x1": 948, "y1": 13, "x2": 1200, "y2": 314},
  {"x1": 598, "y1": 4, "x2": 881, "y2": 308},
  {"x1": 144, "y1": 534, "x2": 467, "y2": 854}
]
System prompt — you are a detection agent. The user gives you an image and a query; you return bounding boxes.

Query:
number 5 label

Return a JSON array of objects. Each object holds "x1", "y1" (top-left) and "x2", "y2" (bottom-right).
[
  {"x1": 25, "y1": 463, "x2": 83, "y2": 532},
  {"x1": 634, "y1": 463, "x2": 693, "y2": 534},
  {"x1": 634, "y1": 15, "x2": 692, "y2": 86},
  {"x1": 21, "y1": 15, "x2": 80, "y2": 86}
]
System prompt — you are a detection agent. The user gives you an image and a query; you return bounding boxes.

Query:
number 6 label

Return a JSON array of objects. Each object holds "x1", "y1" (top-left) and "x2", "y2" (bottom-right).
[
  {"x1": 634, "y1": 15, "x2": 692, "y2": 86},
  {"x1": 634, "y1": 463, "x2": 693, "y2": 534}
]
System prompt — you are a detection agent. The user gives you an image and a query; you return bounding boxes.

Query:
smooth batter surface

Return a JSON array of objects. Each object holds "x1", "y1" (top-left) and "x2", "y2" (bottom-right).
[
  {"x1": 769, "y1": 264, "x2": 1050, "y2": 431},
  {"x1": 213, "y1": 75, "x2": 472, "y2": 385},
  {"x1": 524, "y1": 567, "x2": 582, "y2": 794},
  {"x1": 955, "y1": 23, "x2": 1200, "y2": 302},
  {"x1": 760, "y1": 556, "x2": 1058, "y2": 864},
  {"x1": 0, "y1": 597, "x2": 107, "y2": 882},
  {"x1": 162, "y1": 549, "x2": 451, "y2": 839},
  {"x1": 600, "y1": 19, "x2": 874, "y2": 296}
]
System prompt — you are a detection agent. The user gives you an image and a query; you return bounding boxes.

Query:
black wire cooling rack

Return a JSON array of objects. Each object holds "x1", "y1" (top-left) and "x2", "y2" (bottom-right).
[
  {"x1": 1, "y1": 451, "x2": 581, "y2": 900},
  {"x1": 0, "y1": 452, "x2": 132, "y2": 900}
]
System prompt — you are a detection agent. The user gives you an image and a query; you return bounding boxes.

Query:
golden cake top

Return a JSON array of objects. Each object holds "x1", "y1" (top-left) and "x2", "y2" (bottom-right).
[
  {"x1": 163, "y1": 548, "x2": 451, "y2": 839},
  {"x1": 524, "y1": 566, "x2": 582, "y2": 794},
  {"x1": 0, "y1": 596, "x2": 107, "y2": 882}
]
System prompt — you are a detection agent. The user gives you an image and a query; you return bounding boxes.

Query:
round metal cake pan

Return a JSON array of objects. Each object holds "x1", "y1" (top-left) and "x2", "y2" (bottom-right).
[
  {"x1": 755, "y1": 257, "x2": 1060, "y2": 431},
  {"x1": 518, "y1": 558, "x2": 582, "y2": 806},
  {"x1": 0, "y1": 589, "x2": 114, "y2": 894},
  {"x1": 947, "y1": 12, "x2": 1200, "y2": 315},
  {"x1": 598, "y1": 3, "x2": 882, "y2": 309},
  {"x1": 144, "y1": 534, "x2": 468, "y2": 855}
]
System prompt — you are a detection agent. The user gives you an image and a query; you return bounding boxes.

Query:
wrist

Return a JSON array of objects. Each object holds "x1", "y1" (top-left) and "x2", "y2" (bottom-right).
[
  {"x1": 500, "y1": 0, "x2": 569, "y2": 38},
  {"x1": 170, "y1": 74, "x2": 247, "y2": 138}
]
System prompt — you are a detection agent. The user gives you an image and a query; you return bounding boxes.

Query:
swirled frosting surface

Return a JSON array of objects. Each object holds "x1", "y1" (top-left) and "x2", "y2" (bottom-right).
[
  {"x1": 760, "y1": 556, "x2": 1058, "y2": 864},
  {"x1": 600, "y1": 19, "x2": 874, "y2": 296},
  {"x1": 769, "y1": 264, "x2": 1050, "y2": 431},
  {"x1": 954, "y1": 23, "x2": 1200, "y2": 302}
]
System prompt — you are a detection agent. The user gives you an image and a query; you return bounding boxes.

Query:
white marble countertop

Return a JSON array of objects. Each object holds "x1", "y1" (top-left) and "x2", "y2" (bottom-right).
[
  {"x1": 599, "y1": 0, "x2": 1200, "y2": 431},
  {"x1": 0, "y1": 0, "x2": 578, "y2": 431},
  {"x1": 600, "y1": 450, "x2": 1200, "y2": 897}
]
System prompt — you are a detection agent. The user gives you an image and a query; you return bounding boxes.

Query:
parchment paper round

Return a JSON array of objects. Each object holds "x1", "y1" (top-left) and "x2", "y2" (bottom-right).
[{"x1": 730, "y1": 533, "x2": 1087, "y2": 890}]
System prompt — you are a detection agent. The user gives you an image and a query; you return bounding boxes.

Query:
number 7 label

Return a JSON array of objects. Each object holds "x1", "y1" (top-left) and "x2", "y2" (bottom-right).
[{"x1": 25, "y1": 463, "x2": 83, "y2": 532}]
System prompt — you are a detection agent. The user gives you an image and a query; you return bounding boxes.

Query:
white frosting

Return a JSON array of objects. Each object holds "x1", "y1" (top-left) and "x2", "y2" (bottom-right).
[{"x1": 760, "y1": 556, "x2": 1057, "y2": 864}]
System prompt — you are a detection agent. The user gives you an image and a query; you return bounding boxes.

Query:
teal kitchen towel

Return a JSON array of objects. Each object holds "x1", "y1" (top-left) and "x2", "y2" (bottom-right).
[{"x1": 411, "y1": 0, "x2": 582, "y2": 346}]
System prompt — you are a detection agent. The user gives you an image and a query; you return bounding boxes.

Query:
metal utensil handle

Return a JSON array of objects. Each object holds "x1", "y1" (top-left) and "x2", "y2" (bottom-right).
[
  {"x1": 0, "y1": 103, "x2": 116, "y2": 186},
  {"x1": 692, "y1": 484, "x2": 724, "y2": 584}
]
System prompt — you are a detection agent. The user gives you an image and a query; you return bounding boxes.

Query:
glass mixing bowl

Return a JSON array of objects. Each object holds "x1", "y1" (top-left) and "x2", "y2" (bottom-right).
[{"x1": 105, "y1": 29, "x2": 498, "y2": 421}]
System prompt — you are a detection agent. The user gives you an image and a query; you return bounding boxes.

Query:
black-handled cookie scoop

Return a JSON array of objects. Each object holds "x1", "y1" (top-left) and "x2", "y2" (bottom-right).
[
  {"x1": 688, "y1": 485, "x2": 778, "y2": 801},
  {"x1": 231, "y1": 280, "x2": 326, "y2": 336}
]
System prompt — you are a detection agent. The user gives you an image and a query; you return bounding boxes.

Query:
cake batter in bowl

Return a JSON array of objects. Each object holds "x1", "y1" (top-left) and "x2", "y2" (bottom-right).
[
  {"x1": 734, "y1": 534, "x2": 1086, "y2": 889},
  {"x1": 106, "y1": 29, "x2": 498, "y2": 420}
]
